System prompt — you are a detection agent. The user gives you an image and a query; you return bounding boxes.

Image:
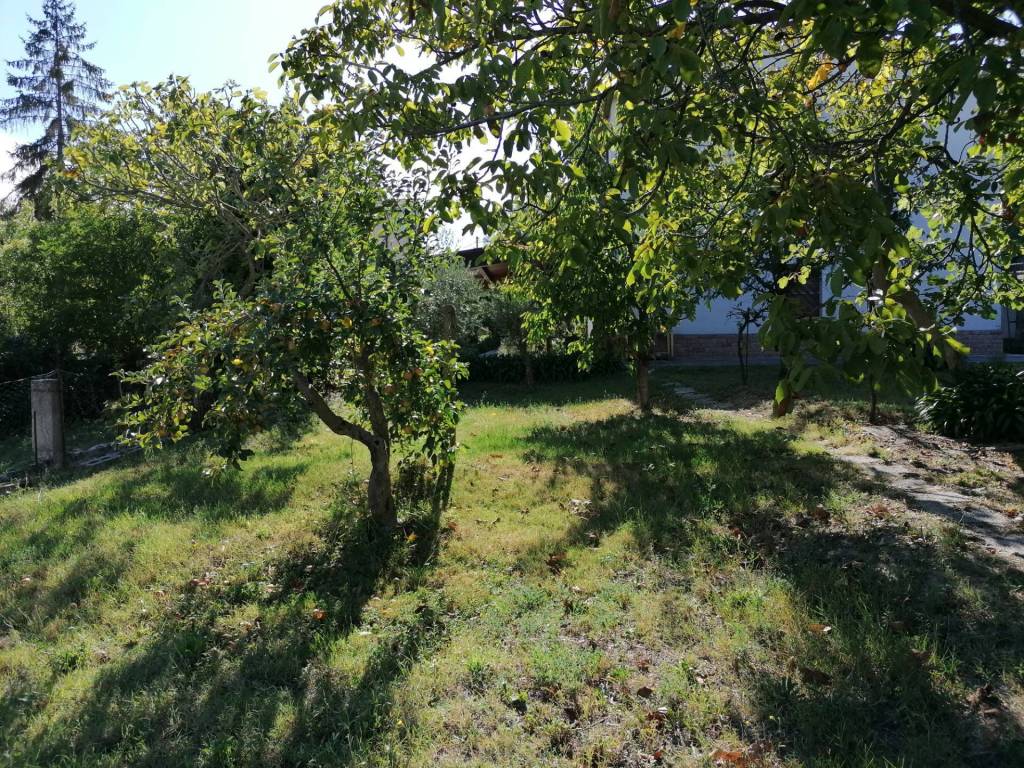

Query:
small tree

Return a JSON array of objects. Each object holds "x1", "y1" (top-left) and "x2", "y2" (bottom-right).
[
  {"x1": 491, "y1": 142, "x2": 703, "y2": 409},
  {"x1": 73, "y1": 80, "x2": 464, "y2": 526},
  {"x1": 484, "y1": 286, "x2": 538, "y2": 386},
  {"x1": 1, "y1": 0, "x2": 110, "y2": 210},
  {"x1": 415, "y1": 255, "x2": 490, "y2": 352}
]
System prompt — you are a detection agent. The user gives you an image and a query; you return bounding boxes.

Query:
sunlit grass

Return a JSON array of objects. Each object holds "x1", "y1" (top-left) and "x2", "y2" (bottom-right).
[{"x1": 0, "y1": 374, "x2": 1021, "y2": 767}]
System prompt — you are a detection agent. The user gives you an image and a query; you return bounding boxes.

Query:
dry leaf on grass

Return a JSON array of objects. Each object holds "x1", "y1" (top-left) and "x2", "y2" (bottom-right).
[{"x1": 799, "y1": 666, "x2": 833, "y2": 686}]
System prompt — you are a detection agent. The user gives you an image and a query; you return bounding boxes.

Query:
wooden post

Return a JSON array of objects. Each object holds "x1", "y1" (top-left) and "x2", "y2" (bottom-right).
[{"x1": 31, "y1": 377, "x2": 65, "y2": 469}]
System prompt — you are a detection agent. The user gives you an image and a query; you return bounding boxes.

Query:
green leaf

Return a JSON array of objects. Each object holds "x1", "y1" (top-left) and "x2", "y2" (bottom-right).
[{"x1": 553, "y1": 119, "x2": 572, "y2": 143}]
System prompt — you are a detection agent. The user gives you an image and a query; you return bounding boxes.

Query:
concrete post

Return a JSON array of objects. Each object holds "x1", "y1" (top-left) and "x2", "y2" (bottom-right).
[{"x1": 31, "y1": 377, "x2": 65, "y2": 469}]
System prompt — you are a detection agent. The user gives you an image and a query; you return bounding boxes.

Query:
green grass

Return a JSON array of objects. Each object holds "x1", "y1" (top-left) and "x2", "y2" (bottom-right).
[
  {"x1": 655, "y1": 364, "x2": 914, "y2": 418},
  {"x1": 1, "y1": 375, "x2": 1022, "y2": 767},
  {"x1": 653, "y1": 364, "x2": 922, "y2": 456}
]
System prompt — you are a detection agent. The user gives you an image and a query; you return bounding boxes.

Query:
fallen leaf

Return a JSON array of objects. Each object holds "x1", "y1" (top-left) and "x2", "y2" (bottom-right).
[
  {"x1": 810, "y1": 504, "x2": 830, "y2": 522},
  {"x1": 646, "y1": 706, "x2": 670, "y2": 723},
  {"x1": 799, "y1": 666, "x2": 832, "y2": 686},
  {"x1": 968, "y1": 683, "x2": 999, "y2": 710},
  {"x1": 710, "y1": 747, "x2": 749, "y2": 766},
  {"x1": 867, "y1": 502, "x2": 892, "y2": 519},
  {"x1": 546, "y1": 551, "x2": 568, "y2": 574},
  {"x1": 568, "y1": 498, "x2": 593, "y2": 517}
]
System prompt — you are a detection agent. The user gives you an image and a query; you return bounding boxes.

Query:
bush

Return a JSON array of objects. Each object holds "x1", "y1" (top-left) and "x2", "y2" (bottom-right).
[
  {"x1": 467, "y1": 352, "x2": 622, "y2": 384},
  {"x1": 916, "y1": 364, "x2": 1024, "y2": 442}
]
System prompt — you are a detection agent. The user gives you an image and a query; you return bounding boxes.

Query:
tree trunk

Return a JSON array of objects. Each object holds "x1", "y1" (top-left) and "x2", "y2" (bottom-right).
[
  {"x1": 635, "y1": 354, "x2": 651, "y2": 411},
  {"x1": 772, "y1": 361, "x2": 793, "y2": 417},
  {"x1": 293, "y1": 371, "x2": 398, "y2": 528},
  {"x1": 736, "y1": 322, "x2": 750, "y2": 386},
  {"x1": 367, "y1": 438, "x2": 397, "y2": 528},
  {"x1": 440, "y1": 304, "x2": 457, "y2": 341},
  {"x1": 520, "y1": 341, "x2": 535, "y2": 387}
]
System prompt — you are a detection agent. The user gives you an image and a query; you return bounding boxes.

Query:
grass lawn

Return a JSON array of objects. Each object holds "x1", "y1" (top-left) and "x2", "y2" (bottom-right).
[{"x1": 1, "y1": 374, "x2": 1022, "y2": 767}]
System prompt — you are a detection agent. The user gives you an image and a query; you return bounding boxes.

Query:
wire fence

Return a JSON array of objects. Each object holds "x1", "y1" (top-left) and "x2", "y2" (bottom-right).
[
  {"x1": 0, "y1": 373, "x2": 40, "y2": 435},
  {"x1": 0, "y1": 368, "x2": 121, "y2": 481}
]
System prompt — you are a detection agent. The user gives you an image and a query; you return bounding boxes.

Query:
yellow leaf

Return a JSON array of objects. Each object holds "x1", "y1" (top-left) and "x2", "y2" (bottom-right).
[
  {"x1": 807, "y1": 61, "x2": 834, "y2": 90},
  {"x1": 667, "y1": 22, "x2": 686, "y2": 40},
  {"x1": 807, "y1": 62, "x2": 834, "y2": 90}
]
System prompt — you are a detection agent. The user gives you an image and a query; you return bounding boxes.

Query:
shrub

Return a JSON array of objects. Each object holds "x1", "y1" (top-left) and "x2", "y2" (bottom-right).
[{"x1": 916, "y1": 364, "x2": 1024, "y2": 442}]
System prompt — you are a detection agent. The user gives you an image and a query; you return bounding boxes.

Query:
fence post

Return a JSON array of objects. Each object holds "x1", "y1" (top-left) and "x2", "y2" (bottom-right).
[{"x1": 31, "y1": 377, "x2": 65, "y2": 470}]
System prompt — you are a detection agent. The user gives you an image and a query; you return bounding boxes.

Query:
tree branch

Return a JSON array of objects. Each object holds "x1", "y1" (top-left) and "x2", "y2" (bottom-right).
[{"x1": 292, "y1": 371, "x2": 377, "y2": 445}]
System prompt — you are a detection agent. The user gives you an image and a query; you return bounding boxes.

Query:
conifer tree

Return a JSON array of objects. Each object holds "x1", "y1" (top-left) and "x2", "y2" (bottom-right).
[{"x1": 0, "y1": 0, "x2": 110, "y2": 210}]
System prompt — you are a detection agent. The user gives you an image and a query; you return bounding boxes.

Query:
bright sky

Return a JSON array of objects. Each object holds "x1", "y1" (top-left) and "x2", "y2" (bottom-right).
[{"x1": 0, "y1": 0, "x2": 325, "y2": 197}]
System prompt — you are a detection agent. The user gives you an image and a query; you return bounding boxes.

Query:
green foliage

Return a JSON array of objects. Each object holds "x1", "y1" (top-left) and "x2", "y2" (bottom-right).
[
  {"x1": 414, "y1": 255, "x2": 491, "y2": 353},
  {"x1": 280, "y1": 0, "x2": 1024, "y2": 411},
  {"x1": 72, "y1": 78, "x2": 466, "y2": 522},
  {"x1": 0, "y1": 201, "x2": 184, "y2": 370},
  {"x1": 917, "y1": 364, "x2": 1024, "y2": 442},
  {"x1": 466, "y1": 352, "x2": 620, "y2": 385},
  {"x1": 68, "y1": 79, "x2": 320, "y2": 298},
  {"x1": 481, "y1": 286, "x2": 531, "y2": 352}
]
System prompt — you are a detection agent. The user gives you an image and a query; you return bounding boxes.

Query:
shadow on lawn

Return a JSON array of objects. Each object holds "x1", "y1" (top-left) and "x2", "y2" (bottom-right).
[
  {"x1": 522, "y1": 403, "x2": 1024, "y2": 765},
  {"x1": 1, "y1": 458, "x2": 313, "y2": 642},
  {"x1": 18, "y1": 488, "x2": 446, "y2": 767}
]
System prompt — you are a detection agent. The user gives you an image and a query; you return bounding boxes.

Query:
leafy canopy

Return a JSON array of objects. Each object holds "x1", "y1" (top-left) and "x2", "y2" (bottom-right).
[{"x1": 281, "y1": 1, "x2": 1024, "y2": 402}]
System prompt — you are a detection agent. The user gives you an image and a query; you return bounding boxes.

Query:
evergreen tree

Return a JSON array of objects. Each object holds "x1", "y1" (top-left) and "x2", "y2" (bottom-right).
[{"x1": 0, "y1": 0, "x2": 110, "y2": 210}]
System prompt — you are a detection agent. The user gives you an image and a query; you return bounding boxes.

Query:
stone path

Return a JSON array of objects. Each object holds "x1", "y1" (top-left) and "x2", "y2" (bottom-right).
[{"x1": 667, "y1": 384, "x2": 1024, "y2": 562}]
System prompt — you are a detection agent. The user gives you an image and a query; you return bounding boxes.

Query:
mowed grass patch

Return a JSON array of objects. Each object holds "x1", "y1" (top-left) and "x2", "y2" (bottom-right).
[{"x1": 0, "y1": 374, "x2": 1021, "y2": 767}]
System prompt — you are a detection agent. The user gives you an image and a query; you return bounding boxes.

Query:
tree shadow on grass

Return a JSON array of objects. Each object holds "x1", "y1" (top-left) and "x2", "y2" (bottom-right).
[
  {"x1": 1, "y1": 457, "x2": 313, "y2": 638},
  {"x1": 522, "y1": 407, "x2": 1024, "y2": 765},
  {"x1": 15, "y1": 488, "x2": 447, "y2": 768}
]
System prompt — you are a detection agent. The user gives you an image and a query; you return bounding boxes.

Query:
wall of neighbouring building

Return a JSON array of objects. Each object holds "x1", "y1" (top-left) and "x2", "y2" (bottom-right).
[{"x1": 666, "y1": 288, "x2": 1005, "y2": 362}]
